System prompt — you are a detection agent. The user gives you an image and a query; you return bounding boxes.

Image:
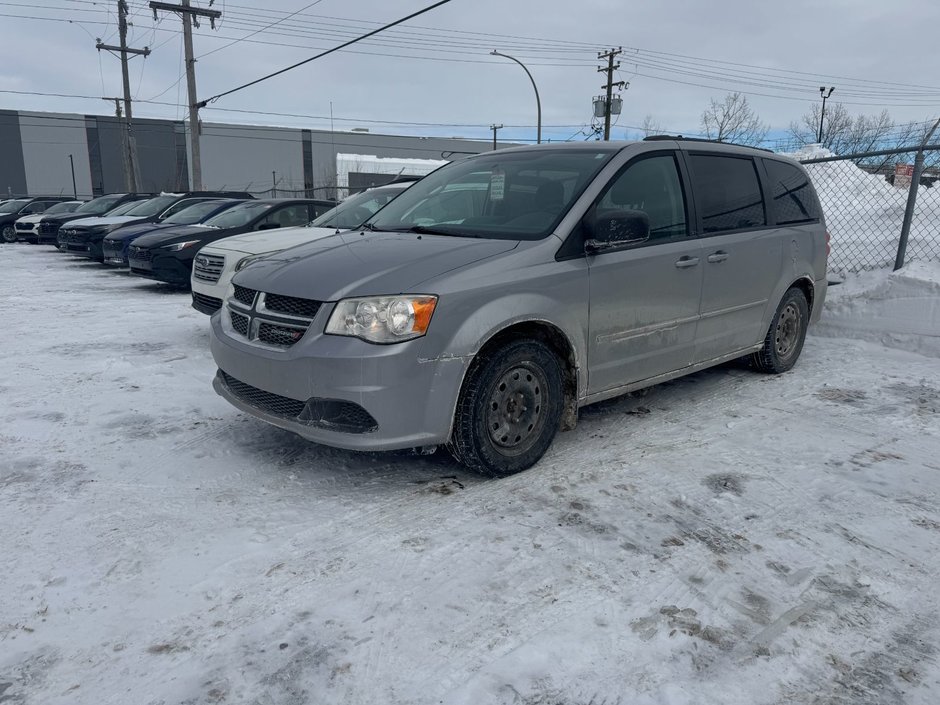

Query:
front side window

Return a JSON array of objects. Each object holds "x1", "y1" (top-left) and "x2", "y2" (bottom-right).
[
  {"x1": 688, "y1": 154, "x2": 766, "y2": 234},
  {"x1": 368, "y1": 149, "x2": 615, "y2": 240},
  {"x1": 764, "y1": 159, "x2": 820, "y2": 225},
  {"x1": 259, "y1": 205, "x2": 312, "y2": 229},
  {"x1": 594, "y1": 154, "x2": 688, "y2": 242}
]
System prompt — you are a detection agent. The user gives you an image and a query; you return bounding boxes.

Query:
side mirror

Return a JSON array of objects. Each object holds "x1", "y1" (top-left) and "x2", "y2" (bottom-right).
[
  {"x1": 257, "y1": 222, "x2": 280, "y2": 231},
  {"x1": 584, "y1": 209, "x2": 650, "y2": 253}
]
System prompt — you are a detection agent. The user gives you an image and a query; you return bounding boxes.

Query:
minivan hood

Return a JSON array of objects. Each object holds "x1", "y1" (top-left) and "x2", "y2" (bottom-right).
[
  {"x1": 207, "y1": 226, "x2": 339, "y2": 256},
  {"x1": 233, "y1": 230, "x2": 519, "y2": 301}
]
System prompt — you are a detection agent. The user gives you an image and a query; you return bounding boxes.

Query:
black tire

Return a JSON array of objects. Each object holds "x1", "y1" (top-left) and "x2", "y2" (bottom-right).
[
  {"x1": 750, "y1": 287, "x2": 809, "y2": 373},
  {"x1": 1, "y1": 225, "x2": 16, "y2": 243},
  {"x1": 449, "y1": 339, "x2": 564, "y2": 477}
]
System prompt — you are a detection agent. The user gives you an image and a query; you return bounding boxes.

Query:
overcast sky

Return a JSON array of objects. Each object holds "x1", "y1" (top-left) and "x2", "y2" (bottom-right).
[{"x1": 2, "y1": 0, "x2": 939, "y2": 146}]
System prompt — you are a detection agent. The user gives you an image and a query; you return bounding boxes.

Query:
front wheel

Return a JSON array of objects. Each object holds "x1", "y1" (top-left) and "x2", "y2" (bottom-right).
[
  {"x1": 750, "y1": 287, "x2": 809, "y2": 373},
  {"x1": 449, "y1": 339, "x2": 564, "y2": 477},
  {"x1": 1, "y1": 225, "x2": 16, "y2": 243}
]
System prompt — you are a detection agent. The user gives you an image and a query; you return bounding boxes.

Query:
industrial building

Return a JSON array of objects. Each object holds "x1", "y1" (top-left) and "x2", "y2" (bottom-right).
[{"x1": 0, "y1": 108, "x2": 496, "y2": 199}]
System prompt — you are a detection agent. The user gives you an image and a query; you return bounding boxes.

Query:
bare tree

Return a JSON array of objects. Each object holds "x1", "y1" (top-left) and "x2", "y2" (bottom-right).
[
  {"x1": 640, "y1": 114, "x2": 664, "y2": 137},
  {"x1": 700, "y1": 92, "x2": 768, "y2": 146},
  {"x1": 788, "y1": 103, "x2": 929, "y2": 169}
]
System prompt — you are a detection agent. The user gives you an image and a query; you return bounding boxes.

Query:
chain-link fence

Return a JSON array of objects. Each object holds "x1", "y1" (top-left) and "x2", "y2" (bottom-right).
[{"x1": 799, "y1": 146, "x2": 940, "y2": 277}]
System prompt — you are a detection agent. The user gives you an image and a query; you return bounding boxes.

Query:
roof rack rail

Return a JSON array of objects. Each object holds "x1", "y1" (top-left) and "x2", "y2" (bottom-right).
[{"x1": 642, "y1": 135, "x2": 773, "y2": 153}]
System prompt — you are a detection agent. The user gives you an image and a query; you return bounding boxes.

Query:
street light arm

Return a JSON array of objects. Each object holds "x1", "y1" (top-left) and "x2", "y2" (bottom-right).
[{"x1": 490, "y1": 50, "x2": 542, "y2": 144}]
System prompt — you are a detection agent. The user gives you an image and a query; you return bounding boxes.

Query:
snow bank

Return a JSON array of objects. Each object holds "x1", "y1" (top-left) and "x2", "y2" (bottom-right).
[
  {"x1": 781, "y1": 146, "x2": 940, "y2": 277},
  {"x1": 814, "y1": 261, "x2": 940, "y2": 358}
]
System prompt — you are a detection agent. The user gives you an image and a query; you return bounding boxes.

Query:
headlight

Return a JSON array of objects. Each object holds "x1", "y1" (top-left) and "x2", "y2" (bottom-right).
[
  {"x1": 235, "y1": 254, "x2": 264, "y2": 272},
  {"x1": 162, "y1": 240, "x2": 201, "y2": 252},
  {"x1": 325, "y1": 295, "x2": 438, "y2": 344}
]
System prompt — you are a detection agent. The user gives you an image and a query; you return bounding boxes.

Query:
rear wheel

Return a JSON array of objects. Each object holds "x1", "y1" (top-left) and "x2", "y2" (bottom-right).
[
  {"x1": 1, "y1": 225, "x2": 16, "y2": 243},
  {"x1": 449, "y1": 339, "x2": 564, "y2": 477},
  {"x1": 750, "y1": 287, "x2": 809, "y2": 373}
]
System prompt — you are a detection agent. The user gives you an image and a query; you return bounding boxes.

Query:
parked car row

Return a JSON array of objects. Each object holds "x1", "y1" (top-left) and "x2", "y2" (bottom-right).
[{"x1": 3, "y1": 141, "x2": 829, "y2": 477}]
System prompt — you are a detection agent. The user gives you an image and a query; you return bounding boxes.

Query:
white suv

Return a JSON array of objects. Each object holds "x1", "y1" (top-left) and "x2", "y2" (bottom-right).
[{"x1": 190, "y1": 181, "x2": 414, "y2": 314}]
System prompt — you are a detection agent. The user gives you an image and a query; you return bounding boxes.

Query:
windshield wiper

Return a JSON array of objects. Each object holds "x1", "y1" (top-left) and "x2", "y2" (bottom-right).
[{"x1": 380, "y1": 224, "x2": 481, "y2": 237}]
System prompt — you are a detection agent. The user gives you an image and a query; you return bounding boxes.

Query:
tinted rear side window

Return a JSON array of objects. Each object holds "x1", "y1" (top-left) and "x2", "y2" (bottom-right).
[
  {"x1": 688, "y1": 154, "x2": 765, "y2": 234},
  {"x1": 764, "y1": 159, "x2": 821, "y2": 224}
]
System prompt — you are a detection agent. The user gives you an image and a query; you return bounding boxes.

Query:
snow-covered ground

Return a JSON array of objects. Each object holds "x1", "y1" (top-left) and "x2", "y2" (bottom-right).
[{"x1": 1, "y1": 245, "x2": 939, "y2": 705}]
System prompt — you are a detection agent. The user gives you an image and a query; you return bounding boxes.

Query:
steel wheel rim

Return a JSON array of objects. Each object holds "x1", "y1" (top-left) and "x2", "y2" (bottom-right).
[
  {"x1": 486, "y1": 364, "x2": 546, "y2": 452},
  {"x1": 775, "y1": 303, "x2": 801, "y2": 359}
]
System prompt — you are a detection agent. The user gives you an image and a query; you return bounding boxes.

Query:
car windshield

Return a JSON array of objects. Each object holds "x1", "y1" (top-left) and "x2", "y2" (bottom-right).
[
  {"x1": 44, "y1": 201, "x2": 80, "y2": 215},
  {"x1": 310, "y1": 186, "x2": 407, "y2": 229},
  {"x1": 0, "y1": 199, "x2": 29, "y2": 214},
  {"x1": 366, "y1": 150, "x2": 615, "y2": 240},
  {"x1": 105, "y1": 201, "x2": 141, "y2": 216},
  {"x1": 163, "y1": 200, "x2": 231, "y2": 225},
  {"x1": 204, "y1": 202, "x2": 272, "y2": 228},
  {"x1": 123, "y1": 195, "x2": 180, "y2": 217},
  {"x1": 75, "y1": 195, "x2": 123, "y2": 215}
]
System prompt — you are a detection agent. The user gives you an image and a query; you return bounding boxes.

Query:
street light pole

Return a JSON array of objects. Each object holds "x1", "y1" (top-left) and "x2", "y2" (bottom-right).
[
  {"x1": 68, "y1": 154, "x2": 77, "y2": 199},
  {"x1": 818, "y1": 86, "x2": 835, "y2": 144},
  {"x1": 490, "y1": 50, "x2": 541, "y2": 144}
]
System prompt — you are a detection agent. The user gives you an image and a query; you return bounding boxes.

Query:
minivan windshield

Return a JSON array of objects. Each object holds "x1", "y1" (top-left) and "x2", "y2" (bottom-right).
[
  {"x1": 75, "y1": 195, "x2": 123, "y2": 215},
  {"x1": 366, "y1": 150, "x2": 615, "y2": 240},
  {"x1": 204, "y1": 202, "x2": 272, "y2": 229},
  {"x1": 163, "y1": 200, "x2": 231, "y2": 225},
  {"x1": 311, "y1": 185, "x2": 407, "y2": 230}
]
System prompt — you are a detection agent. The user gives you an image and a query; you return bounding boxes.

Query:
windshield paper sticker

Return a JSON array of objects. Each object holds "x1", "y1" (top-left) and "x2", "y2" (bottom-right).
[{"x1": 489, "y1": 168, "x2": 505, "y2": 201}]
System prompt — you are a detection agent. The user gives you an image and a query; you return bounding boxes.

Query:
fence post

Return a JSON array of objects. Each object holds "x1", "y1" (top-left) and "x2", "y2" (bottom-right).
[{"x1": 895, "y1": 115, "x2": 940, "y2": 271}]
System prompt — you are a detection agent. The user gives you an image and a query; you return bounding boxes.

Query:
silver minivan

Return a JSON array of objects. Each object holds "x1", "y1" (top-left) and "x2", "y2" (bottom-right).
[{"x1": 209, "y1": 139, "x2": 828, "y2": 476}]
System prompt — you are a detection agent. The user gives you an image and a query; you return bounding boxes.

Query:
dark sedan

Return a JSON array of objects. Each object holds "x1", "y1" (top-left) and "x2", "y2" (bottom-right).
[
  {"x1": 1, "y1": 197, "x2": 74, "y2": 242},
  {"x1": 127, "y1": 199, "x2": 334, "y2": 287},
  {"x1": 38, "y1": 193, "x2": 154, "y2": 246},
  {"x1": 60, "y1": 191, "x2": 254, "y2": 261},
  {"x1": 102, "y1": 199, "x2": 247, "y2": 267}
]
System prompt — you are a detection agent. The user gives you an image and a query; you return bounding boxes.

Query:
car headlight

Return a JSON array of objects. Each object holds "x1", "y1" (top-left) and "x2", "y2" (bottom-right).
[
  {"x1": 162, "y1": 240, "x2": 201, "y2": 252},
  {"x1": 235, "y1": 254, "x2": 264, "y2": 272},
  {"x1": 325, "y1": 295, "x2": 438, "y2": 344}
]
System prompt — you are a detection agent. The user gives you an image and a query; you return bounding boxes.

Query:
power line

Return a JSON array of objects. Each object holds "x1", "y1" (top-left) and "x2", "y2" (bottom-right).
[{"x1": 199, "y1": 0, "x2": 455, "y2": 105}]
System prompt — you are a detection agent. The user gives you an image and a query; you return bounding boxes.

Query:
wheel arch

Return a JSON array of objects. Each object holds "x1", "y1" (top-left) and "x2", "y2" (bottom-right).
[{"x1": 463, "y1": 319, "x2": 580, "y2": 433}]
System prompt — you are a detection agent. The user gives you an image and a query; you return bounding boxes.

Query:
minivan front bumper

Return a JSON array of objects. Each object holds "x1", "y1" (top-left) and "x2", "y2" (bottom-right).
[{"x1": 209, "y1": 311, "x2": 467, "y2": 451}]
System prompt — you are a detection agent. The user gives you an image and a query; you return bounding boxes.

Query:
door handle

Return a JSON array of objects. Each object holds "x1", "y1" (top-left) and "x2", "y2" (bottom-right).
[
  {"x1": 675, "y1": 256, "x2": 700, "y2": 269},
  {"x1": 707, "y1": 251, "x2": 729, "y2": 263}
]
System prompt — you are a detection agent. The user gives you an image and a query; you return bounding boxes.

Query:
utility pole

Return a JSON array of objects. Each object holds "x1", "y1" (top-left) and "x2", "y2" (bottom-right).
[
  {"x1": 597, "y1": 48, "x2": 625, "y2": 141},
  {"x1": 490, "y1": 123, "x2": 503, "y2": 151},
  {"x1": 150, "y1": 1, "x2": 222, "y2": 191},
  {"x1": 103, "y1": 97, "x2": 132, "y2": 192},
  {"x1": 97, "y1": 0, "x2": 150, "y2": 191}
]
